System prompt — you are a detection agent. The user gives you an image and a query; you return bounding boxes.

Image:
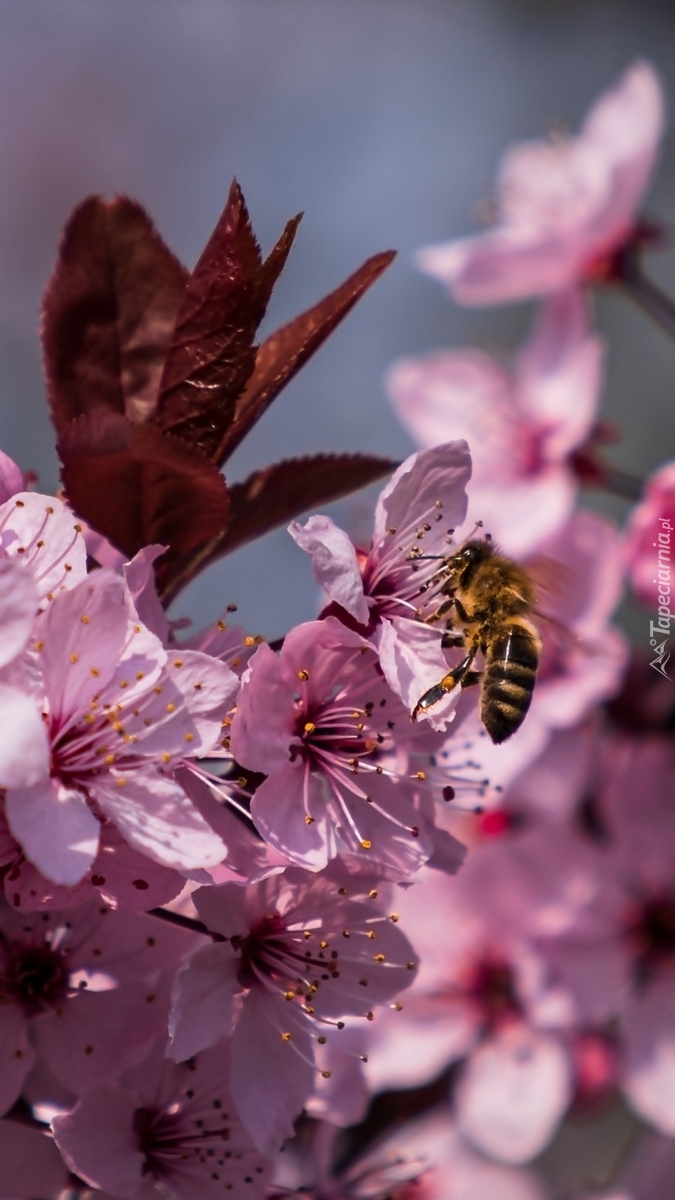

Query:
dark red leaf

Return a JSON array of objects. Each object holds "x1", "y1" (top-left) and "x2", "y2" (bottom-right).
[
  {"x1": 160, "y1": 452, "x2": 395, "y2": 604},
  {"x1": 42, "y1": 196, "x2": 188, "y2": 435},
  {"x1": 215, "y1": 250, "x2": 396, "y2": 465},
  {"x1": 58, "y1": 412, "x2": 229, "y2": 580},
  {"x1": 155, "y1": 180, "x2": 302, "y2": 456}
]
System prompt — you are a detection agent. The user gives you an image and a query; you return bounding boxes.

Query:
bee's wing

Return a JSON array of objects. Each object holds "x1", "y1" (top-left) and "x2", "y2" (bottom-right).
[{"x1": 526, "y1": 556, "x2": 600, "y2": 657}]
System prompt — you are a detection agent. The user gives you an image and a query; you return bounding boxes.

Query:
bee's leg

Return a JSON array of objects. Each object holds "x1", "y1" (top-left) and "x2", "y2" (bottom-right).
[
  {"x1": 453, "y1": 598, "x2": 473, "y2": 623},
  {"x1": 412, "y1": 649, "x2": 478, "y2": 719},
  {"x1": 460, "y1": 670, "x2": 482, "y2": 689},
  {"x1": 425, "y1": 597, "x2": 456, "y2": 626},
  {"x1": 441, "y1": 633, "x2": 465, "y2": 649}
]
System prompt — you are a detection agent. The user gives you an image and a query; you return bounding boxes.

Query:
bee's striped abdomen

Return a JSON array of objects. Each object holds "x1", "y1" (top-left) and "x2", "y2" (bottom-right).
[{"x1": 481, "y1": 624, "x2": 539, "y2": 744}]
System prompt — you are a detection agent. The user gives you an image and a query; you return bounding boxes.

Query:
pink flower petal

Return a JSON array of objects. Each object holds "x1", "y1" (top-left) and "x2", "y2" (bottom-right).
[
  {"x1": 0, "y1": 557, "x2": 38, "y2": 667},
  {"x1": 94, "y1": 773, "x2": 226, "y2": 871},
  {"x1": 6, "y1": 778, "x2": 100, "y2": 886},
  {"x1": 124, "y1": 545, "x2": 171, "y2": 642},
  {"x1": 622, "y1": 979, "x2": 675, "y2": 1136},
  {"x1": 52, "y1": 1084, "x2": 144, "y2": 1196},
  {"x1": 168, "y1": 942, "x2": 240, "y2": 1061},
  {"x1": 455, "y1": 1025, "x2": 572, "y2": 1164},
  {"x1": 0, "y1": 1006, "x2": 35, "y2": 1115},
  {"x1": 39, "y1": 572, "x2": 129, "y2": 726},
  {"x1": 251, "y1": 762, "x2": 333, "y2": 871},
  {"x1": 231, "y1": 988, "x2": 315, "y2": 1156},
  {"x1": 35, "y1": 985, "x2": 168, "y2": 1097},
  {"x1": 230, "y1": 643, "x2": 299, "y2": 774},
  {"x1": 516, "y1": 288, "x2": 604, "y2": 459},
  {"x1": 0, "y1": 450, "x2": 24, "y2": 501},
  {"x1": 0, "y1": 493, "x2": 87, "y2": 601},
  {"x1": 289, "y1": 515, "x2": 369, "y2": 624},
  {"x1": 375, "y1": 616, "x2": 460, "y2": 728},
  {"x1": 0, "y1": 686, "x2": 50, "y2": 788},
  {"x1": 373, "y1": 442, "x2": 471, "y2": 547}
]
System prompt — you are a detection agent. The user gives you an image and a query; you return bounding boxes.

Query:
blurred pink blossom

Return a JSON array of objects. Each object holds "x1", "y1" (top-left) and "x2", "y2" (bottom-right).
[
  {"x1": 387, "y1": 291, "x2": 604, "y2": 555},
  {"x1": 417, "y1": 61, "x2": 665, "y2": 305},
  {"x1": 623, "y1": 460, "x2": 675, "y2": 610}
]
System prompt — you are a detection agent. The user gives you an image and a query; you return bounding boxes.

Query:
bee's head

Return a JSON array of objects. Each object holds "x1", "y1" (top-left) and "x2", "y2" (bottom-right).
[{"x1": 450, "y1": 537, "x2": 493, "y2": 583}]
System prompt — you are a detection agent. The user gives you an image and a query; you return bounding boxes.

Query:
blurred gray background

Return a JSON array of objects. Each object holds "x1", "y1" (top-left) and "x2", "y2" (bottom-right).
[{"x1": 1, "y1": 0, "x2": 675, "y2": 641}]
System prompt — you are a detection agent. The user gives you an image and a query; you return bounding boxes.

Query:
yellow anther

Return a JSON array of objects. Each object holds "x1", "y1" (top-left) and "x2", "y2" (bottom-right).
[
  {"x1": 74, "y1": 523, "x2": 83, "y2": 532},
  {"x1": 90, "y1": 667, "x2": 100, "y2": 677},
  {"x1": 70, "y1": 653, "x2": 79, "y2": 664},
  {"x1": 297, "y1": 669, "x2": 310, "y2": 681},
  {"x1": 304, "y1": 815, "x2": 315, "y2": 825},
  {"x1": 415, "y1": 771, "x2": 426, "y2": 781},
  {"x1": 119, "y1": 680, "x2": 129, "y2": 689},
  {"x1": 115, "y1": 778, "x2": 126, "y2": 788},
  {"x1": 45, "y1": 506, "x2": 54, "y2": 514},
  {"x1": 217, "y1": 621, "x2": 226, "y2": 631},
  {"x1": 374, "y1": 954, "x2": 385, "y2": 963},
  {"x1": 342, "y1": 930, "x2": 350, "y2": 939},
  {"x1": 390, "y1": 913, "x2": 399, "y2": 923},
  {"x1": 281, "y1": 1032, "x2": 292, "y2": 1042},
  {"x1": 360, "y1": 839, "x2": 372, "y2": 850},
  {"x1": 304, "y1": 722, "x2": 315, "y2": 735},
  {"x1": 320, "y1": 1070, "x2": 332, "y2": 1079},
  {"x1": 162, "y1": 753, "x2": 171, "y2": 764},
  {"x1": 393, "y1": 1002, "x2": 403, "y2": 1011},
  {"x1": 366, "y1": 930, "x2": 376, "y2": 939},
  {"x1": 284, "y1": 991, "x2": 294, "y2": 1001},
  {"x1": 319, "y1": 940, "x2": 329, "y2": 949},
  {"x1": 80, "y1": 614, "x2": 90, "y2": 624},
  {"x1": 84, "y1": 713, "x2": 95, "y2": 725},
  {"x1": 184, "y1": 733, "x2": 194, "y2": 743},
  {"x1": 136, "y1": 671, "x2": 144, "y2": 681},
  {"x1": 104, "y1": 754, "x2": 115, "y2": 765},
  {"x1": 166, "y1": 703, "x2": 176, "y2": 713},
  {"x1": 407, "y1": 961, "x2": 416, "y2": 970},
  {"x1": 303, "y1": 930, "x2": 312, "y2": 939},
  {"x1": 35, "y1": 641, "x2": 43, "y2": 651},
  {"x1": 244, "y1": 636, "x2": 255, "y2": 647}
]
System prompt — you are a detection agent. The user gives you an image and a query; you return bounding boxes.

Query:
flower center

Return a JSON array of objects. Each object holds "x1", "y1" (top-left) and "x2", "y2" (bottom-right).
[
  {"x1": 467, "y1": 958, "x2": 520, "y2": 1029},
  {"x1": 0, "y1": 938, "x2": 69, "y2": 1015},
  {"x1": 627, "y1": 895, "x2": 675, "y2": 977}
]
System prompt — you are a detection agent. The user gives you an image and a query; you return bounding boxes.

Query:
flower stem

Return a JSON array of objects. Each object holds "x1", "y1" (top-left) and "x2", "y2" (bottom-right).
[
  {"x1": 599, "y1": 466, "x2": 644, "y2": 502},
  {"x1": 149, "y1": 906, "x2": 214, "y2": 938},
  {"x1": 617, "y1": 252, "x2": 675, "y2": 342}
]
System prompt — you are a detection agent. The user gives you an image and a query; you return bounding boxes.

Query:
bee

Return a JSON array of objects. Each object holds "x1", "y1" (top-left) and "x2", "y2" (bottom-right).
[{"x1": 412, "y1": 536, "x2": 541, "y2": 744}]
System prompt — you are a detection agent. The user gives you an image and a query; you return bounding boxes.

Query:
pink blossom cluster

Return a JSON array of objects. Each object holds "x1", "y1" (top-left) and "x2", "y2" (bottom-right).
[{"x1": 1, "y1": 57, "x2": 675, "y2": 1200}]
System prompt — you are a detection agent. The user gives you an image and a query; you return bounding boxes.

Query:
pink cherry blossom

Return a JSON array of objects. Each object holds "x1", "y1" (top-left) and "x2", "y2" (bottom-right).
[
  {"x1": 0, "y1": 448, "x2": 25, "y2": 502},
  {"x1": 168, "y1": 863, "x2": 418, "y2": 1155},
  {"x1": 417, "y1": 61, "x2": 665, "y2": 305},
  {"x1": 289, "y1": 442, "x2": 471, "y2": 725},
  {"x1": 0, "y1": 570, "x2": 238, "y2": 886},
  {"x1": 363, "y1": 865, "x2": 575, "y2": 1163},
  {"x1": 229, "y1": 617, "x2": 464, "y2": 876},
  {"x1": 52, "y1": 1036, "x2": 272, "y2": 1200},
  {"x1": 623, "y1": 460, "x2": 675, "y2": 611},
  {"x1": 387, "y1": 291, "x2": 604, "y2": 555},
  {"x1": 271, "y1": 1112, "x2": 550, "y2": 1200},
  {"x1": 0, "y1": 897, "x2": 197, "y2": 1114}
]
